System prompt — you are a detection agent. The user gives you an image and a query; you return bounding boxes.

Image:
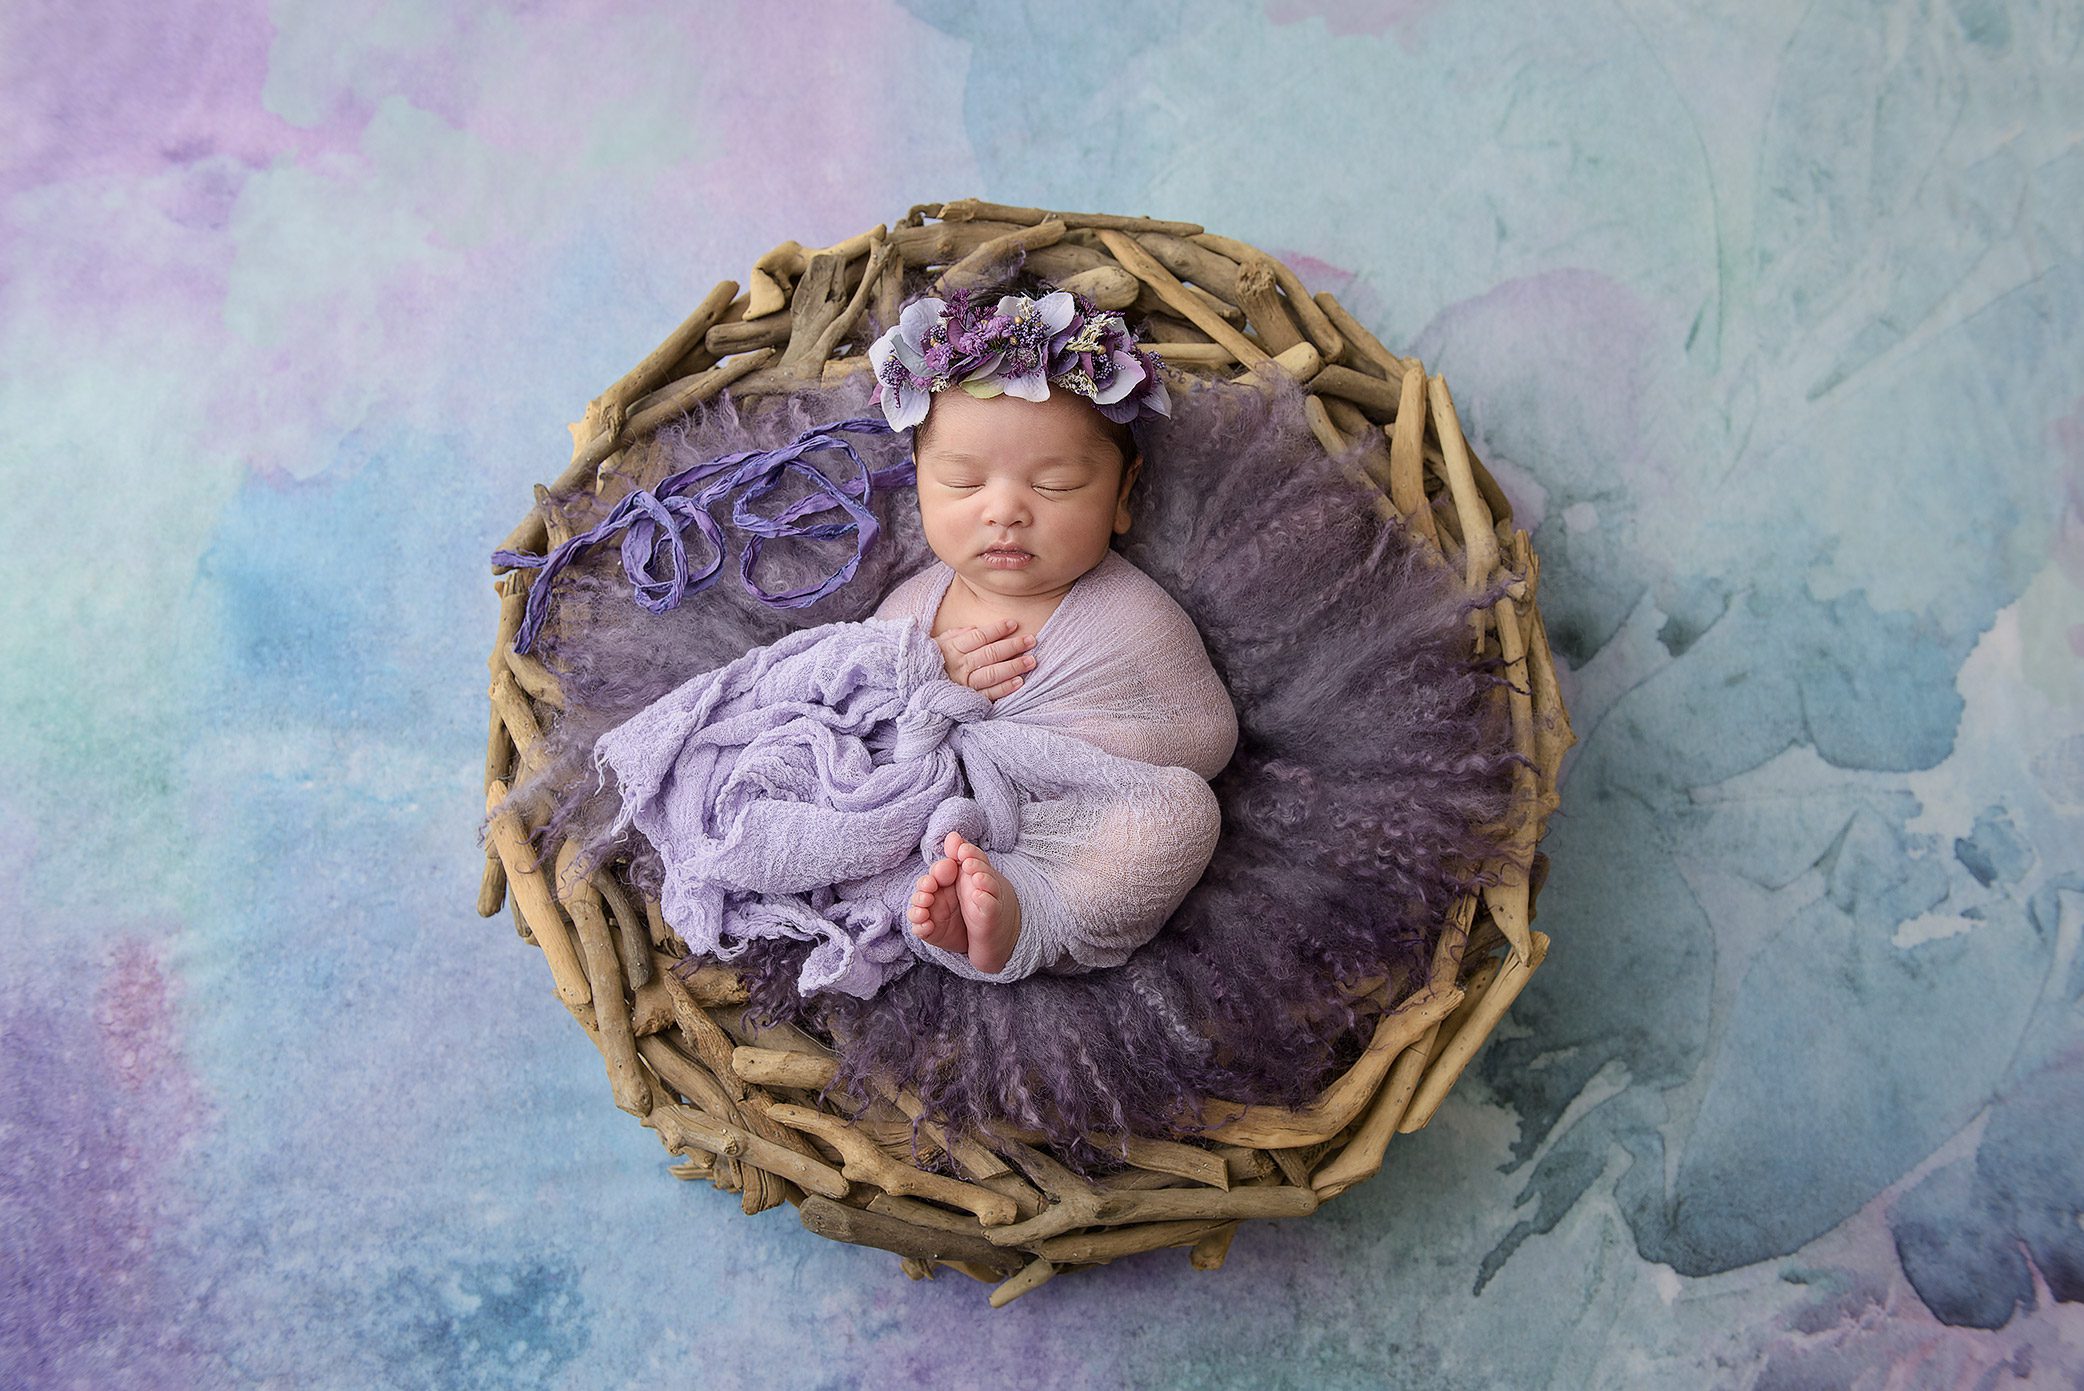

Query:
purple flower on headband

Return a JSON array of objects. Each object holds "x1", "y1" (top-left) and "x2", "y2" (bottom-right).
[
  {"x1": 1053, "y1": 309, "x2": 1172, "y2": 423},
  {"x1": 985, "y1": 291, "x2": 1077, "y2": 401},
  {"x1": 868, "y1": 295, "x2": 948, "y2": 429}
]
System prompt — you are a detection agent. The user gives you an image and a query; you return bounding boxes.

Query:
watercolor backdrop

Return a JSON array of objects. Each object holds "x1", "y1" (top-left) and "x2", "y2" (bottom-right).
[{"x1": 4, "y1": 1, "x2": 2081, "y2": 1386}]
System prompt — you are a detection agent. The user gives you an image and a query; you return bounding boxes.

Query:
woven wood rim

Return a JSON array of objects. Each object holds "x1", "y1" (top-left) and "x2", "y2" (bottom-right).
[{"x1": 475, "y1": 198, "x2": 1576, "y2": 1305}]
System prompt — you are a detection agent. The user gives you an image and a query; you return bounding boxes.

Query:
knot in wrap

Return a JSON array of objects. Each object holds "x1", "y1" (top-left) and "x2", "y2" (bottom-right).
[
  {"x1": 489, "y1": 414, "x2": 912, "y2": 655},
  {"x1": 891, "y1": 672, "x2": 989, "y2": 762}
]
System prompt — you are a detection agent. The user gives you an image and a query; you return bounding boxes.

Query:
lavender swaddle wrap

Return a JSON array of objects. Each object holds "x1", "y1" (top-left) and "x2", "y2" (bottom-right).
[{"x1": 589, "y1": 548, "x2": 1239, "y2": 999}]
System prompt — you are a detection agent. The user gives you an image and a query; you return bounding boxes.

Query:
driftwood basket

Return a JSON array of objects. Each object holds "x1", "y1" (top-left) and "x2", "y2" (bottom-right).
[{"x1": 476, "y1": 199, "x2": 1574, "y2": 1306}]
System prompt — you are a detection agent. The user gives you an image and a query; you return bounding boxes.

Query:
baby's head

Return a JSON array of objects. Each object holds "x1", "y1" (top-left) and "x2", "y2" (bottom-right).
[
  {"x1": 910, "y1": 381, "x2": 1141, "y2": 602},
  {"x1": 869, "y1": 280, "x2": 1170, "y2": 603}
]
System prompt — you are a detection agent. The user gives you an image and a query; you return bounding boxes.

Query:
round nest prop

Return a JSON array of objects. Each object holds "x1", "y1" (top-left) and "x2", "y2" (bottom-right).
[{"x1": 475, "y1": 199, "x2": 1575, "y2": 1304}]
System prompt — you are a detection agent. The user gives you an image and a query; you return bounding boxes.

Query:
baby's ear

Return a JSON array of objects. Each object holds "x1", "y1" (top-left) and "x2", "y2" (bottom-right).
[{"x1": 1114, "y1": 455, "x2": 1141, "y2": 535}]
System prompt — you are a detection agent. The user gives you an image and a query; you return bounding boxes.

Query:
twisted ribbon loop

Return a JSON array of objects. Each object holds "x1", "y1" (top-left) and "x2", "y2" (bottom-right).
[{"x1": 490, "y1": 414, "x2": 909, "y2": 655}]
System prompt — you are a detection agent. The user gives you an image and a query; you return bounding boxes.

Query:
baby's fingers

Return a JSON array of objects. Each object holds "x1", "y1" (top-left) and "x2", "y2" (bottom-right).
[
  {"x1": 967, "y1": 652, "x2": 1035, "y2": 691},
  {"x1": 980, "y1": 673, "x2": 1024, "y2": 701},
  {"x1": 950, "y1": 618, "x2": 1021, "y2": 654}
]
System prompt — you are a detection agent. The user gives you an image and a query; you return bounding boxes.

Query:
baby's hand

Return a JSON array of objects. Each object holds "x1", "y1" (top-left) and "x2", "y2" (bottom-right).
[{"x1": 933, "y1": 617, "x2": 1037, "y2": 700}]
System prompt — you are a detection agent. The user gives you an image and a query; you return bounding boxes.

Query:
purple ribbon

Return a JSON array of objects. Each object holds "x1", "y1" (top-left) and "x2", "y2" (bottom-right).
[{"x1": 491, "y1": 415, "x2": 911, "y2": 655}]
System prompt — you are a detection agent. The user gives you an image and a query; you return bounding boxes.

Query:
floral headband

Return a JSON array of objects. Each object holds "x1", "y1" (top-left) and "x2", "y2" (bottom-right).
[{"x1": 867, "y1": 286, "x2": 1172, "y2": 432}]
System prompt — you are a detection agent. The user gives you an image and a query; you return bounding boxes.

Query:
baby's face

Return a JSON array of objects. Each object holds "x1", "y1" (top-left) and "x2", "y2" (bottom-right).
[{"x1": 912, "y1": 388, "x2": 1140, "y2": 603}]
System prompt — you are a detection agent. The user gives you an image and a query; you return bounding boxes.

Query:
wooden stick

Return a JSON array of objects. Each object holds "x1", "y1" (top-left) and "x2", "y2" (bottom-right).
[
  {"x1": 1428, "y1": 373, "x2": 1502, "y2": 595},
  {"x1": 989, "y1": 1257, "x2": 1060, "y2": 1307},
  {"x1": 785, "y1": 227, "x2": 898, "y2": 377},
  {"x1": 647, "y1": 1101, "x2": 850, "y2": 1200},
  {"x1": 486, "y1": 669, "x2": 546, "y2": 777},
  {"x1": 1313, "y1": 291, "x2": 1412, "y2": 383},
  {"x1": 980, "y1": 1173, "x2": 1318, "y2": 1246},
  {"x1": 483, "y1": 779, "x2": 589, "y2": 1010},
  {"x1": 937, "y1": 218, "x2": 1066, "y2": 295},
  {"x1": 1386, "y1": 363, "x2": 1436, "y2": 543},
  {"x1": 1188, "y1": 232, "x2": 1344, "y2": 362},
  {"x1": 1304, "y1": 395, "x2": 1350, "y2": 456},
  {"x1": 888, "y1": 218, "x2": 1029, "y2": 268},
  {"x1": 648, "y1": 953, "x2": 745, "y2": 1008},
  {"x1": 642, "y1": 897, "x2": 673, "y2": 949},
  {"x1": 932, "y1": 198, "x2": 1203, "y2": 237},
  {"x1": 1194, "y1": 982, "x2": 1462, "y2": 1146},
  {"x1": 1142, "y1": 312, "x2": 1214, "y2": 344},
  {"x1": 1054, "y1": 264, "x2": 1139, "y2": 310},
  {"x1": 762, "y1": 1102, "x2": 1021, "y2": 1226},
  {"x1": 1401, "y1": 933, "x2": 1550, "y2": 1132},
  {"x1": 1170, "y1": 279, "x2": 1247, "y2": 323},
  {"x1": 747, "y1": 240, "x2": 804, "y2": 318},
  {"x1": 589, "y1": 870, "x2": 652, "y2": 989},
  {"x1": 483, "y1": 579, "x2": 521, "y2": 871},
  {"x1": 623, "y1": 348, "x2": 776, "y2": 440},
  {"x1": 1037, "y1": 1218, "x2": 1238, "y2": 1267},
  {"x1": 1149, "y1": 342, "x2": 1236, "y2": 365},
  {"x1": 731, "y1": 1045, "x2": 835, "y2": 1090},
  {"x1": 1208, "y1": 1143, "x2": 1276, "y2": 1183},
  {"x1": 668, "y1": 1149, "x2": 716, "y2": 1181},
  {"x1": 1096, "y1": 1167, "x2": 1187, "y2": 1193},
  {"x1": 493, "y1": 508, "x2": 548, "y2": 570},
  {"x1": 1312, "y1": 363, "x2": 1402, "y2": 420},
  {"x1": 487, "y1": 574, "x2": 526, "y2": 678},
  {"x1": 1307, "y1": 1022, "x2": 1439, "y2": 1197},
  {"x1": 637, "y1": 1034, "x2": 823, "y2": 1212},
  {"x1": 553, "y1": 840, "x2": 651, "y2": 1116},
  {"x1": 501, "y1": 646, "x2": 564, "y2": 709},
  {"x1": 1189, "y1": 1222, "x2": 1238, "y2": 1269},
  {"x1": 877, "y1": 1086, "x2": 1033, "y2": 1193},
  {"x1": 704, "y1": 311, "x2": 792, "y2": 357},
  {"x1": 1099, "y1": 1135, "x2": 1230, "y2": 1190},
  {"x1": 1019, "y1": 241, "x2": 1116, "y2": 285},
  {"x1": 1228, "y1": 253, "x2": 1303, "y2": 354},
  {"x1": 476, "y1": 851, "x2": 507, "y2": 918},
  {"x1": 1263, "y1": 1147, "x2": 1311, "y2": 1186},
  {"x1": 1320, "y1": 399, "x2": 1392, "y2": 496},
  {"x1": 1234, "y1": 341, "x2": 1321, "y2": 391},
  {"x1": 642, "y1": 1056, "x2": 786, "y2": 1215},
  {"x1": 1135, "y1": 232, "x2": 1243, "y2": 304},
  {"x1": 798, "y1": 1196, "x2": 1027, "y2": 1275},
  {"x1": 1484, "y1": 591, "x2": 1538, "y2": 966},
  {"x1": 1523, "y1": 601, "x2": 1577, "y2": 792},
  {"x1": 867, "y1": 1191, "x2": 994, "y2": 1238},
  {"x1": 1094, "y1": 229, "x2": 1270, "y2": 368}
]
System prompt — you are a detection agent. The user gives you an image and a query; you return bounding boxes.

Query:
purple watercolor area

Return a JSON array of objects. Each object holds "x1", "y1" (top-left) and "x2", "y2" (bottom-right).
[{"x1": 1, "y1": 938, "x2": 218, "y2": 1386}]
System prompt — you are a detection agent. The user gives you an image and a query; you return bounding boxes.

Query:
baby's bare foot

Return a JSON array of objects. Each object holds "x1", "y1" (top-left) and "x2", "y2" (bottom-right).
[
  {"x1": 951, "y1": 834, "x2": 1022, "y2": 974},
  {"x1": 908, "y1": 831, "x2": 1022, "y2": 975},
  {"x1": 908, "y1": 837, "x2": 969, "y2": 956}
]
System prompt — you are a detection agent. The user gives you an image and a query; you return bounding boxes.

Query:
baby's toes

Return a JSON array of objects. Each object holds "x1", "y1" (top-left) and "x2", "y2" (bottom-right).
[
  {"x1": 907, "y1": 872, "x2": 937, "y2": 925},
  {"x1": 958, "y1": 859, "x2": 1001, "y2": 907}
]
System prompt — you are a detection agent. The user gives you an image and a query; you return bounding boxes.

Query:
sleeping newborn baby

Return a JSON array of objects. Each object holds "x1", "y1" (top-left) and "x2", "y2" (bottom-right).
[
  {"x1": 585, "y1": 283, "x2": 1237, "y2": 996},
  {"x1": 878, "y1": 369, "x2": 1238, "y2": 984}
]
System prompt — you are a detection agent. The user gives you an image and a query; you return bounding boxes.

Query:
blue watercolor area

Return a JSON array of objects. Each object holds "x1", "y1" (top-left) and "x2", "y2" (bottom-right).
[{"x1": 3, "y1": 0, "x2": 2082, "y2": 1386}]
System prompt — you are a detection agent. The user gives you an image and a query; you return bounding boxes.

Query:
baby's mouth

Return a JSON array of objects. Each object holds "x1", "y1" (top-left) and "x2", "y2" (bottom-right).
[{"x1": 981, "y1": 544, "x2": 1032, "y2": 558}]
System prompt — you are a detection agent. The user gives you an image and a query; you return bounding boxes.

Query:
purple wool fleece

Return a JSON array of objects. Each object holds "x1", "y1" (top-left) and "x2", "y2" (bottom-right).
[{"x1": 481, "y1": 367, "x2": 1530, "y2": 1177}]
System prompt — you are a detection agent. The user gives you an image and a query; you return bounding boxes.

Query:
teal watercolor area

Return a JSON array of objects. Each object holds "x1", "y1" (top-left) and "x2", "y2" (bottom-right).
[{"x1": 2, "y1": 0, "x2": 2080, "y2": 1385}]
